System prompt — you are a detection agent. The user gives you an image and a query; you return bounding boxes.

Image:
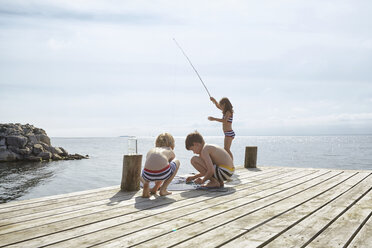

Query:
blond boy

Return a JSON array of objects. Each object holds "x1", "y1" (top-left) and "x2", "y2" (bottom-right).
[
  {"x1": 141, "y1": 133, "x2": 180, "y2": 198},
  {"x1": 185, "y1": 131, "x2": 234, "y2": 188}
]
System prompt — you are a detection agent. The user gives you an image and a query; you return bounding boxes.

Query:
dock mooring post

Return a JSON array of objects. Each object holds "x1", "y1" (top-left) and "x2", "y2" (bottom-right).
[
  {"x1": 121, "y1": 154, "x2": 142, "y2": 191},
  {"x1": 244, "y1": 146, "x2": 257, "y2": 168}
]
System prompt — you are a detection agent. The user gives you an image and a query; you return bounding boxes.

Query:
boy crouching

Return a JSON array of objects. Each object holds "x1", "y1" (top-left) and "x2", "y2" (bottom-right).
[
  {"x1": 185, "y1": 131, "x2": 234, "y2": 188},
  {"x1": 141, "y1": 133, "x2": 180, "y2": 198}
]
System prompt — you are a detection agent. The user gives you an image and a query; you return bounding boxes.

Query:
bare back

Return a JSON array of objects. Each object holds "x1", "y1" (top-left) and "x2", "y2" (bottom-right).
[
  {"x1": 203, "y1": 144, "x2": 234, "y2": 168},
  {"x1": 145, "y1": 147, "x2": 175, "y2": 171}
]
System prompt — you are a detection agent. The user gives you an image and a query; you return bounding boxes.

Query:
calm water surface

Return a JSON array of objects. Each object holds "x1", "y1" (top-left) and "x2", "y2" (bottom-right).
[{"x1": 0, "y1": 136, "x2": 371, "y2": 203}]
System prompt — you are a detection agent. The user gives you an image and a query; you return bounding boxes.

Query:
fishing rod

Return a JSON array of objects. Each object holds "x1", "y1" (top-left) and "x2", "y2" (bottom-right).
[{"x1": 173, "y1": 38, "x2": 211, "y2": 98}]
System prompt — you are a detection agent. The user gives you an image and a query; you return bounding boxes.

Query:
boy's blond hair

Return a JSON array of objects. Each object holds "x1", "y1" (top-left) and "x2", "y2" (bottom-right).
[
  {"x1": 155, "y1": 133, "x2": 175, "y2": 149},
  {"x1": 185, "y1": 131, "x2": 205, "y2": 150}
]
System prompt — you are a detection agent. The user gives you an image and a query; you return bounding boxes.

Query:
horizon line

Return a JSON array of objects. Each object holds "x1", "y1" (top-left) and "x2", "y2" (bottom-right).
[{"x1": 50, "y1": 133, "x2": 372, "y2": 139}]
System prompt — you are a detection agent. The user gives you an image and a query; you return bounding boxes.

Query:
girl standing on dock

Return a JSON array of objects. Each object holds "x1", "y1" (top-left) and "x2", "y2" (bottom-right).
[{"x1": 208, "y1": 97, "x2": 235, "y2": 160}]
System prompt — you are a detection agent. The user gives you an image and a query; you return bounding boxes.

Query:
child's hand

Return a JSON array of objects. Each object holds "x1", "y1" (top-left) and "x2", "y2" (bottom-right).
[
  {"x1": 186, "y1": 176, "x2": 195, "y2": 183},
  {"x1": 210, "y1": 97, "x2": 216, "y2": 103},
  {"x1": 208, "y1": 116, "x2": 214, "y2": 121},
  {"x1": 194, "y1": 178, "x2": 203, "y2": 184}
]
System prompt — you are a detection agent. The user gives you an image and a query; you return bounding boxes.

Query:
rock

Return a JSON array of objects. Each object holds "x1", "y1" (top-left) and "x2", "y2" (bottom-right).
[
  {"x1": 38, "y1": 151, "x2": 52, "y2": 160},
  {"x1": 70, "y1": 154, "x2": 89, "y2": 159},
  {"x1": 0, "y1": 123, "x2": 88, "y2": 163},
  {"x1": 33, "y1": 128, "x2": 45, "y2": 135},
  {"x1": 59, "y1": 147, "x2": 68, "y2": 156},
  {"x1": 0, "y1": 150, "x2": 19, "y2": 162},
  {"x1": 40, "y1": 142, "x2": 50, "y2": 151},
  {"x1": 36, "y1": 134, "x2": 50, "y2": 146},
  {"x1": 25, "y1": 156, "x2": 42, "y2": 162},
  {"x1": 27, "y1": 134, "x2": 39, "y2": 144},
  {"x1": 50, "y1": 147, "x2": 63, "y2": 155},
  {"x1": 6, "y1": 135, "x2": 28, "y2": 148},
  {"x1": 19, "y1": 147, "x2": 32, "y2": 156},
  {"x1": 52, "y1": 154, "x2": 63, "y2": 160},
  {"x1": 0, "y1": 126, "x2": 7, "y2": 134},
  {"x1": 0, "y1": 138, "x2": 5, "y2": 146},
  {"x1": 33, "y1": 144, "x2": 44, "y2": 155},
  {"x1": 8, "y1": 146, "x2": 20, "y2": 154}
]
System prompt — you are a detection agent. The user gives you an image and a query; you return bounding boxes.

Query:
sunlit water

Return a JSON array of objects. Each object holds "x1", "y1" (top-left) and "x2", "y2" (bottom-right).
[{"x1": 1, "y1": 136, "x2": 371, "y2": 203}]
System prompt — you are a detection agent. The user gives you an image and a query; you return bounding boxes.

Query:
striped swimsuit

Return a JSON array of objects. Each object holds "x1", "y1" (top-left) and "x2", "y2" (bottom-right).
[
  {"x1": 142, "y1": 161, "x2": 177, "y2": 182},
  {"x1": 223, "y1": 114, "x2": 235, "y2": 139},
  {"x1": 213, "y1": 164, "x2": 235, "y2": 181}
]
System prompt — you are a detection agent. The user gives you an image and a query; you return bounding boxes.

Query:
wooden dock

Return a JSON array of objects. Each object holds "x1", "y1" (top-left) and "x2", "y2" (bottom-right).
[{"x1": 0, "y1": 166, "x2": 371, "y2": 247}]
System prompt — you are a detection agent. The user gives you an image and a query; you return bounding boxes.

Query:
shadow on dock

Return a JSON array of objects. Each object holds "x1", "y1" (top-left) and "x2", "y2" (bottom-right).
[
  {"x1": 107, "y1": 190, "x2": 138, "y2": 206},
  {"x1": 180, "y1": 186, "x2": 237, "y2": 199},
  {"x1": 134, "y1": 195, "x2": 177, "y2": 210}
]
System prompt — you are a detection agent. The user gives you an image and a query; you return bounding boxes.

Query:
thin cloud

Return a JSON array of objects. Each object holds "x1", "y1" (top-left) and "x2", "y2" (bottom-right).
[{"x1": 0, "y1": 2, "x2": 178, "y2": 25}]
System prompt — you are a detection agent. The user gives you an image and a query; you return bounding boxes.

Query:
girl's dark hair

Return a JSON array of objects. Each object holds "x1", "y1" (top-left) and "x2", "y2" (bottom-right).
[
  {"x1": 219, "y1": 97, "x2": 234, "y2": 115},
  {"x1": 185, "y1": 131, "x2": 205, "y2": 150}
]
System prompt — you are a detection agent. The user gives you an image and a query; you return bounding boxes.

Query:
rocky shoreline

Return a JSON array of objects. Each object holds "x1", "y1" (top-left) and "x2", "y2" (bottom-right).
[{"x1": 0, "y1": 123, "x2": 88, "y2": 162}]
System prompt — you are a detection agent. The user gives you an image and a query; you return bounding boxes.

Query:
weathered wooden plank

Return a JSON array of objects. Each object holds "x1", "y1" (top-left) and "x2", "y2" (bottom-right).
[
  {"x1": 136, "y1": 171, "x2": 355, "y2": 248},
  {"x1": 221, "y1": 172, "x2": 371, "y2": 248},
  {"x1": 306, "y1": 185, "x2": 372, "y2": 247},
  {"x1": 255, "y1": 173, "x2": 371, "y2": 248},
  {"x1": 0, "y1": 188, "x2": 139, "y2": 223},
  {"x1": 91, "y1": 170, "x2": 337, "y2": 248},
  {"x1": 346, "y1": 212, "x2": 372, "y2": 248},
  {"x1": 0, "y1": 168, "x2": 296, "y2": 246},
  {"x1": 0, "y1": 185, "x2": 119, "y2": 211},
  {"x1": 0, "y1": 186, "x2": 131, "y2": 219}
]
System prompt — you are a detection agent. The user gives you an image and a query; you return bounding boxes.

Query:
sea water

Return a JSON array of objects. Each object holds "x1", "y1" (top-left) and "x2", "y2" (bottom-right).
[{"x1": 0, "y1": 135, "x2": 371, "y2": 203}]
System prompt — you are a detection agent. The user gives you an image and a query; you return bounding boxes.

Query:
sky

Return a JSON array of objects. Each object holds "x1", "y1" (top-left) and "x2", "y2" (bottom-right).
[{"x1": 1, "y1": 0, "x2": 372, "y2": 137}]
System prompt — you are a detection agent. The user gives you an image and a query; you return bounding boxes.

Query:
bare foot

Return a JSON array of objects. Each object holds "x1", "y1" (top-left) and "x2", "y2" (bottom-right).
[
  {"x1": 203, "y1": 180, "x2": 220, "y2": 188},
  {"x1": 150, "y1": 181, "x2": 162, "y2": 194},
  {"x1": 142, "y1": 192, "x2": 151, "y2": 198},
  {"x1": 159, "y1": 189, "x2": 172, "y2": 196}
]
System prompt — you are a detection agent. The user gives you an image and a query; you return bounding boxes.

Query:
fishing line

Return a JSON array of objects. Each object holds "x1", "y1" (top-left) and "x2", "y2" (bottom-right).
[{"x1": 173, "y1": 38, "x2": 211, "y2": 98}]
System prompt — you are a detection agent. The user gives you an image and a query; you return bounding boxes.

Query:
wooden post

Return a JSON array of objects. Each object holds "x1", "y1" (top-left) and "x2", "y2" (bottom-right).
[
  {"x1": 244, "y1": 146, "x2": 257, "y2": 168},
  {"x1": 121, "y1": 154, "x2": 142, "y2": 191}
]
